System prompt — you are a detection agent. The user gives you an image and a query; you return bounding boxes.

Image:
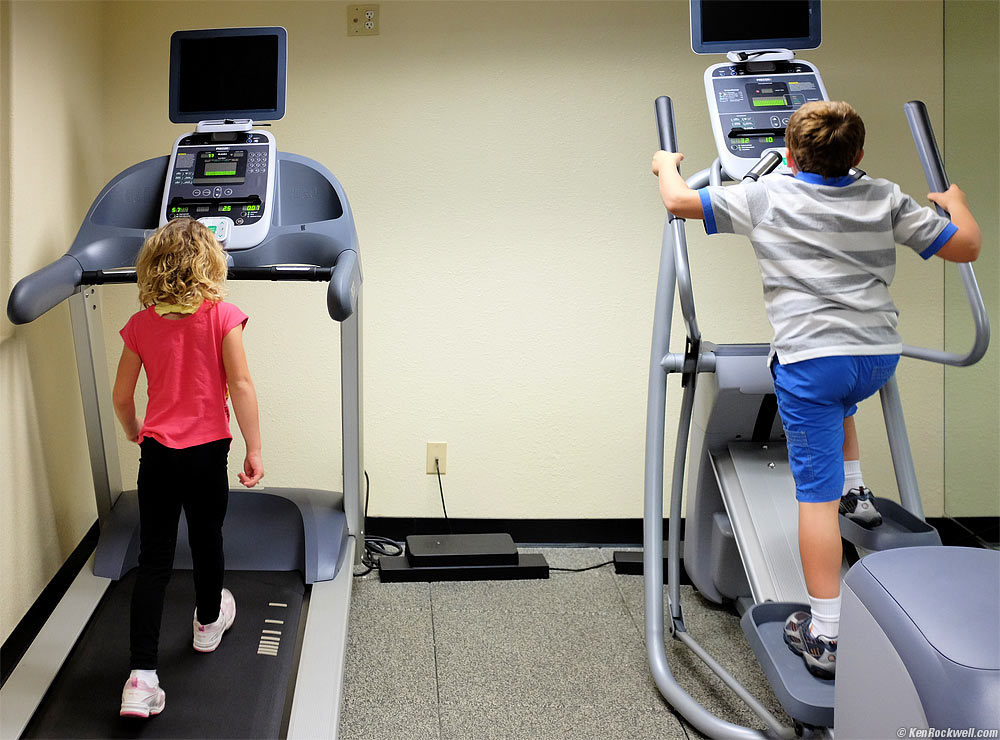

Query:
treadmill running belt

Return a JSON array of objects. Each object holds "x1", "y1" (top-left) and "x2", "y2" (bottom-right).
[{"x1": 23, "y1": 569, "x2": 305, "y2": 739}]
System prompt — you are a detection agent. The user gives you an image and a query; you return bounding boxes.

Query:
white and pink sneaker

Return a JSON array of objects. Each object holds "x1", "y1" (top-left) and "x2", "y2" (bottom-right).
[
  {"x1": 192, "y1": 587, "x2": 236, "y2": 653},
  {"x1": 120, "y1": 676, "x2": 165, "y2": 718}
]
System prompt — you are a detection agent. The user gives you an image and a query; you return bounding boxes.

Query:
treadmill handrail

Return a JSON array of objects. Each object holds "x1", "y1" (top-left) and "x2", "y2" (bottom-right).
[
  {"x1": 9, "y1": 254, "x2": 360, "y2": 324},
  {"x1": 901, "y1": 101, "x2": 990, "y2": 367},
  {"x1": 6, "y1": 254, "x2": 85, "y2": 325}
]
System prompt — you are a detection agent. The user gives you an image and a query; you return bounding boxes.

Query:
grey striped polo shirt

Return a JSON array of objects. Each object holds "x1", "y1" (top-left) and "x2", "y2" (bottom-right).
[{"x1": 698, "y1": 172, "x2": 957, "y2": 365}]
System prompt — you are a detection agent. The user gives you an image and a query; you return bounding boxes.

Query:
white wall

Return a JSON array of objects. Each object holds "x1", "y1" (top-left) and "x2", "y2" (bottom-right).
[
  {"x1": 6, "y1": 0, "x2": 990, "y2": 643},
  {"x1": 1, "y1": 0, "x2": 106, "y2": 642},
  {"x1": 96, "y1": 0, "x2": 950, "y2": 524},
  {"x1": 943, "y1": 0, "x2": 999, "y2": 518}
]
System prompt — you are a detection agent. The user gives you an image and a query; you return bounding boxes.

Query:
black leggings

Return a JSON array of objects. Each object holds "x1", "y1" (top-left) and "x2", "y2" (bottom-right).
[{"x1": 129, "y1": 437, "x2": 230, "y2": 669}]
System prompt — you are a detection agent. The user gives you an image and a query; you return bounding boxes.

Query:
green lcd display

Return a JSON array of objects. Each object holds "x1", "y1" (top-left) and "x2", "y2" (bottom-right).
[
  {"x1": 220, "y1": 205, "x2": 232, "y2": 212},
  {"x1": 204, "y1": 164, "x2": 237, "y2": 176},
  {"x1": 246, "y1": 205, "x2": 260, "y2": 212},
  {"x1": 752, "y1": 97, "x2": 786, "y2": 107}
]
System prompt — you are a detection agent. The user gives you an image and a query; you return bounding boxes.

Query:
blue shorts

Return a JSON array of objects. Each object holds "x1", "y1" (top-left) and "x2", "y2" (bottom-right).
[{"x1": 772, "y1": 354, "x2": 900, "y2": 503}]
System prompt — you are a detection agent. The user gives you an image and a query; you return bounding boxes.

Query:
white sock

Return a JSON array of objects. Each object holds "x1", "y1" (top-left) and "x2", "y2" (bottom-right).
[
  {"x1": 130, "y1": 669, "x2": 159, "y2": 686},
  {"x1": 843, "y1": 459, "x2": 864, "y2": 496},
  {"x1": 808, "y1": 594, "x2": 841, "y2": 639}
]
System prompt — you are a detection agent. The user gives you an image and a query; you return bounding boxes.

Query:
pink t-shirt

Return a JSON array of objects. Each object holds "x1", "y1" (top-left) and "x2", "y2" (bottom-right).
[{"x1": 120, "y1": 300, "x2": 248, "y2": 449}]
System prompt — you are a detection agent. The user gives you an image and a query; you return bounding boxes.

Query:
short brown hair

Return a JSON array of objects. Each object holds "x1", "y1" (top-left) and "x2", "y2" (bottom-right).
[
  {"x1": 785, "y1": 101, "x2": 865, "y2": 178},
  {"x1": 136, "y1": 218, "x2": 228, "y2": 308}
]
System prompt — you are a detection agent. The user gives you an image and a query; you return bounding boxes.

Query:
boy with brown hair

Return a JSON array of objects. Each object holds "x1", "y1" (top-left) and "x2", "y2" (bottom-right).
[{"x1": 651, "y1": 100, "x2": 981, "y2": 678}]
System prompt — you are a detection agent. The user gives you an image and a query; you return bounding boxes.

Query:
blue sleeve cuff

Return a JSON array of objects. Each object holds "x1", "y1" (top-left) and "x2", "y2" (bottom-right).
[
  {"x1": 920, "y1": 222, "x2": 958, "y2": 259},
  {"x1": 699, "y1": 188, "x2": 717, "y2": 235}
]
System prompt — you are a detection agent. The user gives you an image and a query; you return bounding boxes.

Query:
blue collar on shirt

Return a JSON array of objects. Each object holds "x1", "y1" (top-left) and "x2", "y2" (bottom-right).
[{"x1": 794, "y1": 171, "x2": 857, "y2": 187}]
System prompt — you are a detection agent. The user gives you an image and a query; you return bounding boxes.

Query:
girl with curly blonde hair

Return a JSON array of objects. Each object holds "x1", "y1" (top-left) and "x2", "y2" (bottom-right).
[{"x1": 112, "y1": 217, "x2": 264, "y2": 719}]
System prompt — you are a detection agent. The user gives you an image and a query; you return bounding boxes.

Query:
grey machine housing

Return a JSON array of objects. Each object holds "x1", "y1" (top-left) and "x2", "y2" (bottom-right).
[{"x1": 836, "y1": 546, "x2": 1000, "y2": 738}]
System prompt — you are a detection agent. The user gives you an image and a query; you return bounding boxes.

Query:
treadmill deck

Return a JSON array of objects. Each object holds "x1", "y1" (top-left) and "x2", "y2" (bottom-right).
[{"x1": 23, "y1": 569, "x2": 305, "y2": 739}]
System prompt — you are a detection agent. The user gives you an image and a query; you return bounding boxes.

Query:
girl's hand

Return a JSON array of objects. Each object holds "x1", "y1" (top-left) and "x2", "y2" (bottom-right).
[
  {"x1": 125, "y1": 417, "x2": 143, "y2": 444},
  {"x1": 239, "y1": 451, "x2": 265, "y2": 488},
  {"x1": 652, "y1": 150, "x2": 684, "y2": 176}
]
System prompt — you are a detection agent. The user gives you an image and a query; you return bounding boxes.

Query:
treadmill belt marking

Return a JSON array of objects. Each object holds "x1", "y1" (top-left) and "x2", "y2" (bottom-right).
[{"x1": 257, "y1": 600, "x2": 287, "y2": 656}]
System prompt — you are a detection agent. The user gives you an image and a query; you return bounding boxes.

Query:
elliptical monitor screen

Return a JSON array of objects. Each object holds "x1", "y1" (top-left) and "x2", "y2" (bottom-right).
[
  {"x1": 169, "y1": 27, "x2": 287, "y2": 123},
  {"x1": 691, "y1": 0, "x2": 821, "y2": 54}
]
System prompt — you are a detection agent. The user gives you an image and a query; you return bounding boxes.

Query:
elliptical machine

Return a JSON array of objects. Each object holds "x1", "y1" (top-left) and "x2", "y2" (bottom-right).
[{"x1": 642, "y1": 2, "x2": 998, "y2": 737}]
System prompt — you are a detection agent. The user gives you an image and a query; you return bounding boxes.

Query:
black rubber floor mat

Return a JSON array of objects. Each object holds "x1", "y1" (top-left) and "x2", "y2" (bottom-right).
[{"x1": 24, "y1": 569, "x2": 305, "y2": 739}]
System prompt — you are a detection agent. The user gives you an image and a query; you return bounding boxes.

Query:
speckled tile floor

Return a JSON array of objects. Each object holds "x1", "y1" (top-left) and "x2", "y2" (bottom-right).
[{"x1": 338, "y1": 547, "x2": 788, "y2": 740}]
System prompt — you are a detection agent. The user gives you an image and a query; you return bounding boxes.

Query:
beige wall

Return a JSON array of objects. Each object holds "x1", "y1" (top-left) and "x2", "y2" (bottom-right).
[
  {"x1": 2, "y1": 0, "x2": 990, "y2": 642},
  {"x1": 943, "y1": 0, "x2": 999, "y2": 518},
  {"x1": 1, "y1": 0, "x2": 106, "y2": 642}
]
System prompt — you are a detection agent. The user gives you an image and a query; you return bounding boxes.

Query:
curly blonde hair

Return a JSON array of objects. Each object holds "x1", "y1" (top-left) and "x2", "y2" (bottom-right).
[
  {"x1": 786, "y1": 101, "x2": 865, "y2": 178},
  {"x1": 136, "y1": 218, "x2": 228, "y2": 308}
]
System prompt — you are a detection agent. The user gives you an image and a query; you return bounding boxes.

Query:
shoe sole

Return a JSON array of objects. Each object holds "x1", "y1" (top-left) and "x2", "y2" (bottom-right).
[
  {"x1": 840, "y1": 511, "x2": 883, "y2": 529},
  {"x1": 120, "y1": 698, "x2": 164, "y2": 718},
  {"x1": 193, "y1": 603, "x2": 236, "y2": 652}
]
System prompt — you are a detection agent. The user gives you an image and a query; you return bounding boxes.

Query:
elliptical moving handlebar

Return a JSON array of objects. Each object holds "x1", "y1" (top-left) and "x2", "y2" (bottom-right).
[
  {"x1": 902, "y1": 101, "x2": 990, "y2": 366},
  {"x1": 654, "y1": 96, "x2": 702, "y2": 347}
]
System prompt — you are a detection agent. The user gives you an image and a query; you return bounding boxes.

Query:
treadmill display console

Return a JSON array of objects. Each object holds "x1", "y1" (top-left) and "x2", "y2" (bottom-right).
[
  {"x1": 704, "y1": 61, "x2": 828, "y2": 179},
  {"x1": 159, "y1": 130, "x2": 276, "y2": 251}
]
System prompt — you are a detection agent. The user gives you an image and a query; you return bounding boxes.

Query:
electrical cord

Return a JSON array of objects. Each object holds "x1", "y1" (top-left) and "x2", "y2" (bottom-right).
[
  {"x1": 354, "y1": 470, "x2": 403, "y2": 576},
  {"x1": 435, "y1": 457, "x2": 452, "y2": 533},
  {"x1": 549, "y1": 561, "x2": 614, "y2": 573}
]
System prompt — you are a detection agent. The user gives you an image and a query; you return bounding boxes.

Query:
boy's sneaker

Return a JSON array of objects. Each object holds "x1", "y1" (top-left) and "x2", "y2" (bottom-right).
[
  {"x1": 839, "y1": 486, "x2": 882, "y2": 529},
  {"x1": 783, "y1": 611, "x2": 837, "y2": 680},
  {"x1": 193, "y1": 587, "x2": 236, "y2": 653},
  {"x1": 120, "y1": 677, "x2": 165, "y2": 718}
]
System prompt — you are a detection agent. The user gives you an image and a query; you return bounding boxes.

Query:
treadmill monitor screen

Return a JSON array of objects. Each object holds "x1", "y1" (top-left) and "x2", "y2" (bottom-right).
[
  {"x1": 691, "y1": 0, "x2": 821, "y2": 54},
  {"x1": 169, "y1": 27, "x2": 287, "y2": 123}
]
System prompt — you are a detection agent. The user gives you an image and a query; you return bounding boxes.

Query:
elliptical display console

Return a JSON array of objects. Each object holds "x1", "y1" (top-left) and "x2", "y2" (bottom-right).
[
  {"x1": 692, "y1": 0, "x2": 827, "y2": 179},
  {"x1": 704, "y1": 60, "x2": 827, "y2": 179}
]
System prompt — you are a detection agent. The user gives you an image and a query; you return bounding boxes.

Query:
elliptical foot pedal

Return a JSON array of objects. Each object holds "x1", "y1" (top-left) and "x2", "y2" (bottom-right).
[
  {"x1": 839, "y1": 497, "x2": 941, "y2": 551},
  {"x1": 740, "y1": 602, "x2": 834, "y2": 729},
  {"x1": 378, "y1": 533, "x2": 549, "y2": 582}
]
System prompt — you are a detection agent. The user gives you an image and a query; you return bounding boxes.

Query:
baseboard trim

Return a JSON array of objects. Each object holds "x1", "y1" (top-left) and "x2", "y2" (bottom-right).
[
  {"x1": 365, "y1": 516, "x2": 996, "y2": 548},
  {"x1": 1, "y1": 521, "x2": 99, "y2": 688},
  {"x1": 364, "y1": 517, "x2": 686, "y2": 547}
]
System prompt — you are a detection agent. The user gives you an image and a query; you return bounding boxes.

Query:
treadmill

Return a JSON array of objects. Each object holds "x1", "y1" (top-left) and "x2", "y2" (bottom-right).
[{"x1": 2, "y1": 27, "x2": 363, "y2": 739}]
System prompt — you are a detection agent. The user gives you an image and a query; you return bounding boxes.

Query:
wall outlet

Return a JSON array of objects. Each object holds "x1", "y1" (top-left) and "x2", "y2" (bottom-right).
[
  {"x1": 426, "y1": 442, "x2": 447, "y2": 474},
  {"x1": 348, "y1": 4, "x2": 379, "y2": 36}
]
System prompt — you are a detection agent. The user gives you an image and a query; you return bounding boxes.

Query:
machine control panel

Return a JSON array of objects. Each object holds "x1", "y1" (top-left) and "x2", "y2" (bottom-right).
[
  {"x1": 159, "y1": 130, "x2": 276, "y2": 250},
  {"x1": 704, "y1": 60, "x2": 828, "y2": 179}
]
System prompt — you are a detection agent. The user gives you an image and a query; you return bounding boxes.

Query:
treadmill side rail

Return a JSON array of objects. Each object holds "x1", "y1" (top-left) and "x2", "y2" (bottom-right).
[
  {"x1": 286, "y1": 536, "x2": 355, "y2": 739},
  {"x1": 0, "y1": 558, "x2": 111, "y2": 740}
]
